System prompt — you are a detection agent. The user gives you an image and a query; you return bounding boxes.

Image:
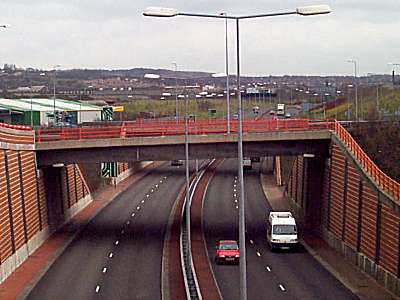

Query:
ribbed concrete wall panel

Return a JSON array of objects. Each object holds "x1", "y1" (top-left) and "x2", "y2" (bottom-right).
[
  {"x1": 0, "y1": 131, "x2": 34, "y2": 145},
  {"x1": 343, "y1": 165, "x2": 361, "y2": 249},
  {"x1": 379, "y1": 205, "x2": 400, "y2": 275},
  {"x1": 20, "y1": 151, "x2": 40, "y2": 239},
  {"x1": 66, "y1": 165, "x2": 77, "y2": 205},
  {"x1": 328, "y1": 145, "x2": 346, "y2": 238},
  {"x1": 60, "y1": 167, "x2": 70, "y2": 210},
  {"x1": 75, "y1": 166, "x2": 84, "y2": 201},
  {"x1": 296, "y1": 157, "x2": 304, "y2": 206},
  {"x1": 321, "y1": 162, "x2": 330, "y2": 228},
  {"x1": 6, "y1": 150, "x2": 26, "y2": 249},
  {"x1": 360, "y1": 184, "x2": 378, "y2": 261},
  {"x1": 37, "y1": 174, "x2": 48, "y2": 226},
  {"x1": 0, "y1": 152, "x2": 13, "y2": 262}
]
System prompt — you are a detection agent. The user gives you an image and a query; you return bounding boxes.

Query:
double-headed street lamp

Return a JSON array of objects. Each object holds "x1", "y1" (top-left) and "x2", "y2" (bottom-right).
[{"x1": 144, "y1": 5, "x2": 331, "y2": 299}]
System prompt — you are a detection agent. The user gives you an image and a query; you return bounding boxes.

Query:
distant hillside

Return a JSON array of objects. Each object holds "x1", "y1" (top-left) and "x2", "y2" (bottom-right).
[{"x1": 59, "y1": 68, "x2": 211, "y2": 80}]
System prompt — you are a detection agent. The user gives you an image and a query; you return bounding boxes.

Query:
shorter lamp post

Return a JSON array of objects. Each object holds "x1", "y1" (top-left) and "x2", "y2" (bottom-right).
[{"x1": 347, "y1": 59, "x2": 358, "y2": 120}]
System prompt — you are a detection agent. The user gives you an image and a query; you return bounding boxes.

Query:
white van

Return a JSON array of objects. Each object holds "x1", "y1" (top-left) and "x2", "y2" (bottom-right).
[
  {"x1": 267, "y1": 212, "x2": 298, "y2": 251},
  {"x1": 243, "y1": 157, "x2": 252, "y2": 169}
]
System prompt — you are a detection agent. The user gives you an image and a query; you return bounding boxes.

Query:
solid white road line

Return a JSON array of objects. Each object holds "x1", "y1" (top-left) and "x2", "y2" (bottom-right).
[
  {"x1": 266, "y1": 266, "x2": 271, "y2": 272},
  {"x1": 95, "y1": 285, "x2": 101, "y2": 293},
  {"x1": 279, "y1": 284, "x2": 286, "y2": 291}
]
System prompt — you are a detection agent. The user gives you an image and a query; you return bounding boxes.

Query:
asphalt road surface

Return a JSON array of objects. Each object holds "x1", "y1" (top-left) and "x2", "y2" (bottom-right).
[
  {"x1": 27, "y1": 163, "x2": 190, "y2": 300},
  {"x1": 203, "y1": 159, "x2": 358, "y2": 300}
]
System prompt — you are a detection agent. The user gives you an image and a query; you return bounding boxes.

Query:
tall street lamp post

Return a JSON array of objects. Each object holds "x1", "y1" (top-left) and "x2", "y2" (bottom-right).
[
  {"x1": 144, "y1": 5, "x2": 332, "y2": 299},
  {"x1": 220, "y1": 12, "x2": 231, "y2": 133},
  {"x1": 347, "y1": 59, "x2": 358, "y2": 120},
  {"x1": 172, "y1": 62, "x2": 179, "y2": 121},
  {"x1": 53, "y1": 65, "x2": 61, "y2": 124}
]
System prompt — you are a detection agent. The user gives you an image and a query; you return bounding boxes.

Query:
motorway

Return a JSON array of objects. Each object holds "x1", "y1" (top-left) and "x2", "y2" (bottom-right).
[
  {"x1": 203, "y1": 159, "x2": 358, "y2": 299},
  {"x1": 27, "y1": 163, "x2": 188, "y2": 300}
]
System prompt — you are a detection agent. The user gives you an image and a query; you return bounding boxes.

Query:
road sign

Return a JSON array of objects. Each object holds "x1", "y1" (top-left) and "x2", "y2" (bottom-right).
[
  {"x1": 101, "y1": 162, "x2": 118, "y2": 178},
  {"x1": 112, "y1": 106, "x2": 124, "y2": 112},
  {"x1": 102, "y1": 107, "x2": 113, "y2": 121}
]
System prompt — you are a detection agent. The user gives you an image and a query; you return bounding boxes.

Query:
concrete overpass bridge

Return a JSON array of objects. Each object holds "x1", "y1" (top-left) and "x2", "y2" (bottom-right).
[{"x1": 35, "y1": 119, "x2": 332, "y2": 165}]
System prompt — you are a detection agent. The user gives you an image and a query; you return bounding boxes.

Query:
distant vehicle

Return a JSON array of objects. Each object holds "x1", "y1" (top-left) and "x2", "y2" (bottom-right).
[
  {"x1": 171, "y1": 160, "x2": 184, "y2": 166},
  {"x1": 215, "y1": 240, "x2": 240, "y2": 264},
  {"x1": 269, "y1": 110, "x2": 275, "y2": 115},
  {"x1": 252, "y1": 106, "x2": 260, "y2": 115},
  {"x1": 232, "y1": 113, "x2": 239, "y2": 120},
  {"x1": 276, "y1": 103, "x2": 285, "y2": 116},
  {"x1": 285, "y1": 112, "x2": 292, "y2": 118},
  {"x1": 267, "y1": 212, "x2": 298, "y2": 251},
  {"x1": 251, "y1": 157, "x2": 260, "y2": 163},
  {"x1": 243, "y1": 157, "x2": 252, "y2": 169}
]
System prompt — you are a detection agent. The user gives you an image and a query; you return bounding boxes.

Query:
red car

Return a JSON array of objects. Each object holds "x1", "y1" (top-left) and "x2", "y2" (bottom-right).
[{"x1": 215, "y1": 240, "x2": 240, "y2": 264}]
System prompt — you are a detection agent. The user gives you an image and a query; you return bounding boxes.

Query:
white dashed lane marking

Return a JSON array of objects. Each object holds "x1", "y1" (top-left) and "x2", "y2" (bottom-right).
[
  {"x1": 256, "y1": 251, "x2": 261, "y2": 257},
  {"x1": 250, "y1": 239, "x2": 254, "y2": 245},
  {"x1": 266, "y1": 266, "x2": 271, "y2": 272},
  {"x1": 146, "y1": 194, "x2": 150, "y2": 198},
  {"x1": 109, "y1": 252, "x2": 113, "y2": 258},
  {"x1": 279, "y1": 284, "x2": 286, "y2": 292},
  {"x1": 102, "y1": 267, "x2": 107, "y2": 273},
  {"x1": 121, "y1": 229, "x2": 125, "y2": 234},
  {"x1": 235, "y1": 206, "x2": 239, "y2": 209},
  {"x1": 137, "y1": 206, "x2": 140, "y2": 210},
  {"x1": 95, "y1": 285, "x2": 101, "y2": 293},
  {"x1": 126, "y1": 221, "x2": 130, "y2": 225},
  {"x1": 115, "y1": 240, "x2": 119, "y2": 245},
  {"x1": 141, "y1": 200, "x2": 145, "y2": 203}
]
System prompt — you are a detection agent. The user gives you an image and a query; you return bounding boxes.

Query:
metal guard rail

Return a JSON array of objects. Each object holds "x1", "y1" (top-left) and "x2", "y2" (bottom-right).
[
  {"x1": 333, "y1": 121, "x2": 400, "y2": 201},
  {"x1": 35, "y1": 119, "x2": 332, "y2": 142}
]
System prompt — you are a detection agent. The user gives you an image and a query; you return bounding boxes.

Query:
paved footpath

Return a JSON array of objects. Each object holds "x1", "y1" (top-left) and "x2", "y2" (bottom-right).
[
  {"x1": 260, "y1": 173, "x2": 399, "y2": 300},
  {"x1": 0, "y1": 162, "x2": 162, "y2": 300}
]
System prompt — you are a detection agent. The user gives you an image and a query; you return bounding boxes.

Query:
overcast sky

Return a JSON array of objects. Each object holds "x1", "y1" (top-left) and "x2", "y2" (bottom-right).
[{"x1": 0, "y1": 0, "x2": 399, "y2": 76}]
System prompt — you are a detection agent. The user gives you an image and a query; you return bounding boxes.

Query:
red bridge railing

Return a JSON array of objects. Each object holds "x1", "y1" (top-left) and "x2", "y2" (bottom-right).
[
  {"x1": 334, "y1": 121, "x2": 400, "y2": 201},
  {"x1": 35, "y1": 119, "x2": 332, "y2": 143}
]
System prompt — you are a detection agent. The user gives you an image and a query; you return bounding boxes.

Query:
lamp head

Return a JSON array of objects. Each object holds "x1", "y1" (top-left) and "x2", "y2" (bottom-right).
[
  {"x1": 143, "y1": 7, "x2": 178, "y2": 17},
  {"x1": 296, "y1": 4, "x2": 331, "y2": 16}
]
